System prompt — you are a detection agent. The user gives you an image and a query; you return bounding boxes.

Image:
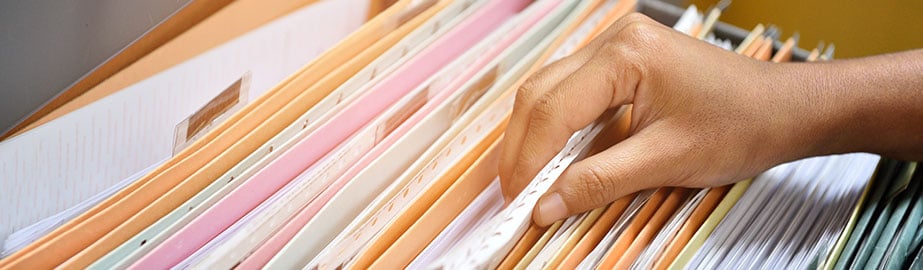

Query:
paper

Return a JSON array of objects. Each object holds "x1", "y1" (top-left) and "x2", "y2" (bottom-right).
[
  {"x1": 632, "y1": 189, "x2": 705, "y2": 270},
  {"x1": 238, "y1": 1, "x2": 510, "y2": 264},
  {"x1": 88, "y1": 1, "x2": 461, "y2": 268},
  {"x1": 0, "y1": 158, "x2": 165, "y2": 258},
  {"x1": 310, "y1": 1, "x2": 591, "y2": 267},
  {"x1": 263, "y1": 0, "x2": 582, "y2": 267},
  {"x1": 131, "y1": 0, "x2": 508, "y2": 266},
  {"x1": 409, "y1": 179, "x2": 505, "y2": 269},
  {"x1": 0, "y1": 2, "x2": 366, "y2": 267},
  {"x1": 685, "y1": 154, "x2": 880, "y2": 269},
  {"x1": 185, "y1": 2, "x2": 518, "y2": 266},
  {"x1": 1, "y1": 2, "x2": 899, "y2": 269},
  {"x1": 436, "y1": 119, "x2": 606, "y2": 268}
]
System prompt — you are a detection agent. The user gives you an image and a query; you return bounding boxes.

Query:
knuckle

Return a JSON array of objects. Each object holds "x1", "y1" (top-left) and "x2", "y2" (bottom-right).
[
  {"x1": 598, "y1": 40, "x2": 646, "y2": 88},
  {"x1": 613, "y1": 21, "x2": 666, "y2": 56},
  {"x1": 530, "y1": 95, "x2": 558, "y2": 124},
  {"x1": 599, "y1": 40, "x2": 638, "y2": 66},
  {"x1": 602, "y1": 23, "x2": 666, "y2": 77},
  {"x1": 599, "y1": 38, "x2": 627, "y2": 58},
  {"x1": 515, "y1": 80, "x2": 541, "y2": 104},
  {"x1": 621, "y1": 12, "x2": 650, "y2": 24}
]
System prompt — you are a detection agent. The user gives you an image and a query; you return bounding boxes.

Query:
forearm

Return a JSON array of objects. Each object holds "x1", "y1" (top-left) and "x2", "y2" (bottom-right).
[{"x1": 778, "y1": 49, "x2": 923, "y2": 161}]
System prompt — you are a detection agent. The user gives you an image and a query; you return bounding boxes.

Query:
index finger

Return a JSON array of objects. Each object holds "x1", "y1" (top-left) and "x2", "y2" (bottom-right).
[
  {"x1": 499, "y1": 13, "x2": 653, "y2": 200},
  {"x1": 509, "y1": 44, "x2": 642, "y2": 192}
]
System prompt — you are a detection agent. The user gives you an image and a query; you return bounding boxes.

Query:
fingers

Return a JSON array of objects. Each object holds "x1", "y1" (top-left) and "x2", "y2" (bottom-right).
[
  {"x1": 500, "y1": 43, "x2": 613, "y2": 201},
  {"x1": 533, "y1": 125, "x2": 683, "y2": 227},
  {"x1": 499, "y1": 13, "x2": 662, "y2": 200},
  {"x1": 500, "y1": 55, "x2": 590, "y2": 200},
  {"x1": 507, "y1": 40, "x2": 645, "y2": 202}
]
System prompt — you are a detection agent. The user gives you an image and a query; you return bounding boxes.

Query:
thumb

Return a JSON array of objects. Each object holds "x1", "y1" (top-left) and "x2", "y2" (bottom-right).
[{"x1": 532, "y1": 126, "x2": 682, "y2": 226}]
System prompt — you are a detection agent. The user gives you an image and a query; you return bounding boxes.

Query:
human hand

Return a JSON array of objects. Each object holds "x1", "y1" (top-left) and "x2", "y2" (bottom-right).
[{"x1": 499, "y1": 13, "x2": 832, "y2": 226}]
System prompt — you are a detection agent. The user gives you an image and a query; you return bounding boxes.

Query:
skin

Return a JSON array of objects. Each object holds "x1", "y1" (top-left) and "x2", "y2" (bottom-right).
[{"x1": 499, "y1": 13, "x2": 923, "y2": 227}]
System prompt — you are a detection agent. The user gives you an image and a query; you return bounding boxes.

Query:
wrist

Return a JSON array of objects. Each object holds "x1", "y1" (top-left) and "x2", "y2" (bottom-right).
[
  {"x1": 769, "y1": 55, "x2": 923, "y2": 160},
  {"x1": 760, "y1": 62, "x2": 849, "y2": 162}
]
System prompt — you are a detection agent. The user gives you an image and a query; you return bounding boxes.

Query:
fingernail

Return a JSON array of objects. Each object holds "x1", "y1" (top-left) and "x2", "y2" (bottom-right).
[{"x1": 535, "y1": 193, "x2": 567, "y2": 227}]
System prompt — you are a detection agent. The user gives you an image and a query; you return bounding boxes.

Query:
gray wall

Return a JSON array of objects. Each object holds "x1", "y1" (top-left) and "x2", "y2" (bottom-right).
[{"x1": 0, "y1": 0, "x2": 192, "y2": 134}]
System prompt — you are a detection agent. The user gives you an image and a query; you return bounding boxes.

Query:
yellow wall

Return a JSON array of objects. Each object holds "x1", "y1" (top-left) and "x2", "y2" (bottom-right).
[{"x1": 687, "y1": 0, "x2": 923, "y2": 59}]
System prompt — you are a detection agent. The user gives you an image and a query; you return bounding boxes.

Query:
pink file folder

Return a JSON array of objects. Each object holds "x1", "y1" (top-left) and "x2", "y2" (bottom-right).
[
  {"x1": 130, "y1": 0, "x2": 527, "y2": 268},
  {"x1": 235, "y1": 0, "x2": 554, "y2": 268}
]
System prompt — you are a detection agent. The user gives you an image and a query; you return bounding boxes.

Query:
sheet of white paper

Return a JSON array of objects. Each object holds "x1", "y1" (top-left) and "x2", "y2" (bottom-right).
[
  {"x1": 0, "y1": 157, "x2": 166, "y2": 257},
  {"x1": 0, "y1": 0, "x2": 367, "y2": 246},
  {"x1": 409, "y1": 179, "x2": 504, "y2": 269},
  {"x1": 685, "y1": 154, "x2": 879, "y2": 270}
]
